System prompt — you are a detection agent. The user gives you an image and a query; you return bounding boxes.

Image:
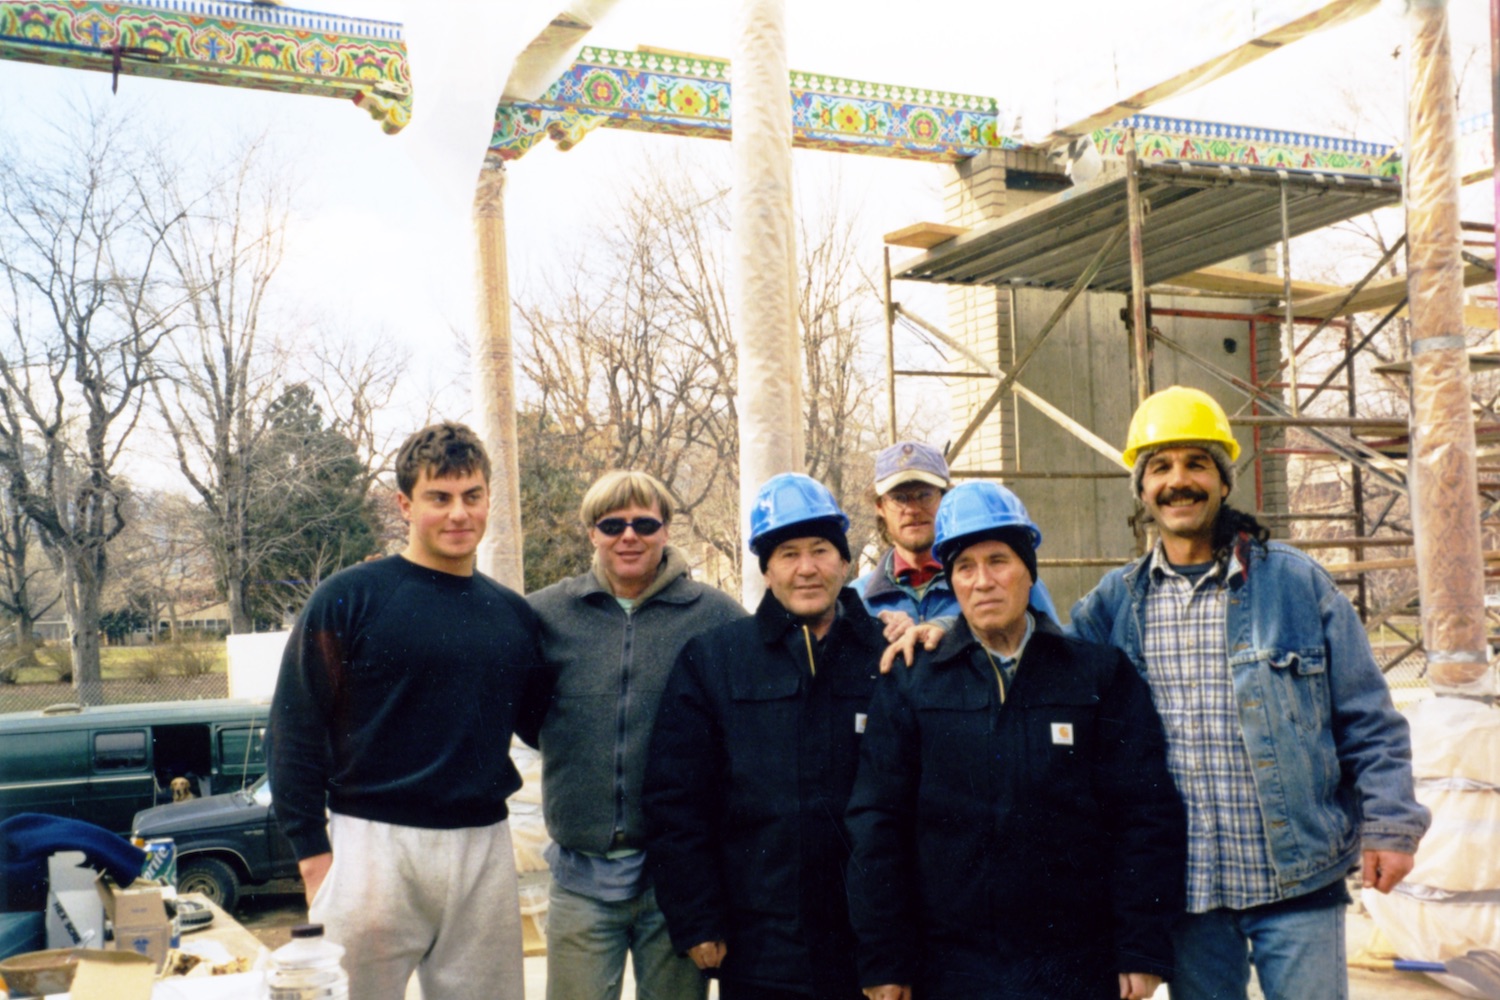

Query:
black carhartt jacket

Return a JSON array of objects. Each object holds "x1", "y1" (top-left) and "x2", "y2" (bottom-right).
[
  {"x1": 644, "y1": 587, "x2": 884, "y2": 997},
  {"x1": 845, "y1": 615, "x2": 1187, "y2": 1000}
]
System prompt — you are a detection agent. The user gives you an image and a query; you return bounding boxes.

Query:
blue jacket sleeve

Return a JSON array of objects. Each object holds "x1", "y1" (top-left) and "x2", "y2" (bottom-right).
[
  {"x1": 642, "y1": 638, "x2": 731, "y2": 953},
  {"x1": 1313, "y1": 564, "x2": 1430, "y2": 853}
]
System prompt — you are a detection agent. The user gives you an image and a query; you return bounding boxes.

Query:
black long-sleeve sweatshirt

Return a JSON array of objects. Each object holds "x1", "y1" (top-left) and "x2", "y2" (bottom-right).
[{"x1": 268, "y1": 555, "x2": 546, "y2": 859}]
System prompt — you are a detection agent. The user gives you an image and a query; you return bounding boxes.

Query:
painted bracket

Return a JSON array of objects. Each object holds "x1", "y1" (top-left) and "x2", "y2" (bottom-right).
[{"x1": 0, "y1": 0, "x2": 411, "y2": 134}]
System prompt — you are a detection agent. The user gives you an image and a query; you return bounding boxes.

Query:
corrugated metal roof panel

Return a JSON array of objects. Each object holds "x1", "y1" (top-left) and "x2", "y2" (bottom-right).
[{"x1": 894, "y1": 162, "x2": 1401, "y2": 291}]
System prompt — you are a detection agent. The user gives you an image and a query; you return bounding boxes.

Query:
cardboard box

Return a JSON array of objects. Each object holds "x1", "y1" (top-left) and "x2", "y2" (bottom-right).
[
  {"x1": 46, "y1": 851, "x2": 106, "y2": 949},
  {"x1": 95, "y1": 876, "x2": 173, "y2": 970},
  {"x1": 73, "y1": 950, "x2": 155, "y2": 1000}
]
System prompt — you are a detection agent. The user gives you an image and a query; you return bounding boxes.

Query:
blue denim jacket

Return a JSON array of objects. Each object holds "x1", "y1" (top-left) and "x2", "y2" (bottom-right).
[{"x1": 1068, "y1": 538, "x2": 1429, "y2": 893}]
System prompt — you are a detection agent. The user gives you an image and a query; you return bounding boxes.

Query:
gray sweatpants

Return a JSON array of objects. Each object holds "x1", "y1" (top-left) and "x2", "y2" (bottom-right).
[{"x1": 310, "y1": 812, "x2": 524, "y2": 1000}]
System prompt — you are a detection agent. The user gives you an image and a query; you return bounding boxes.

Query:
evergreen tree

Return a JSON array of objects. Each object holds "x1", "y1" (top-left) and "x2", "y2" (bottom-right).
[{"x1": 244, "y1": 384, "x2": 379, "y2": 626}]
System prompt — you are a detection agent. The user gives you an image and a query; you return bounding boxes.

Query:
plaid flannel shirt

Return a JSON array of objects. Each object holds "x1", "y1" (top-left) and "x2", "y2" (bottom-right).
[{"x1": 1141, "y1": 546, "x2": 1281, "y2": 912}]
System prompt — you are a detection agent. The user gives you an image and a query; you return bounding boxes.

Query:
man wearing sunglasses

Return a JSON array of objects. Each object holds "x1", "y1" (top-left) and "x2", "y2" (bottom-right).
[{"x1": 522, "y1": 471, "x2": 746, "y2": 1000}]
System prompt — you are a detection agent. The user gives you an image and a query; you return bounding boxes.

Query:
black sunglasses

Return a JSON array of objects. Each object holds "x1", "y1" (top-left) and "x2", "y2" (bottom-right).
[{"x1": 595, "y1": 517, "x2": 664, "y2": 537}]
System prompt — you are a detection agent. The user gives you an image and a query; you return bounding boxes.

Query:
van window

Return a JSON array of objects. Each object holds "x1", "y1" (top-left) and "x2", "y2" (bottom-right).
[
  {"x1": 153, "y1": 723, "x2": 211, "y2": 791},
  {"x1": 219, "y1": 726, "x2": 267, "y2": 771},
  {"x1": 93, "y1": 730, "x2": 147, "y2": 771},
  {"x1": 217, "y1": 725, "x2": 268, "y2": 791}
]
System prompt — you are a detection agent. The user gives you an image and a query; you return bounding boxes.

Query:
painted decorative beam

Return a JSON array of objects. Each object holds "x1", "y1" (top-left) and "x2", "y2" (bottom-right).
[
  {"x1": 491, "y1": 45, "x2": 1017, "y2": 163},
  {"x1": 490, "y1": 45, "x2": 1437, "y2": 179},
  {"x1": 1103, "y1": 114, "x2": 1400, "y2": 177},
  {"x1": 0, "y1": 0, "x2": 411, "y2": 133}
]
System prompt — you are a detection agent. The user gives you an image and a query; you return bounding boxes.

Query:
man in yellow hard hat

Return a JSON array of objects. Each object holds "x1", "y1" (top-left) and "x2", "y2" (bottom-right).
[{"x1": 1069, "y1": 385, "x2": 1429, "y2": 1000}]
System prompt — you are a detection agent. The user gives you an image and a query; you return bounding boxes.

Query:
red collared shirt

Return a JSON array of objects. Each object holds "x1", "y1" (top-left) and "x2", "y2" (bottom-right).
[{"x1": 892, "y1": 550, "x2": 944, "y2": 591}]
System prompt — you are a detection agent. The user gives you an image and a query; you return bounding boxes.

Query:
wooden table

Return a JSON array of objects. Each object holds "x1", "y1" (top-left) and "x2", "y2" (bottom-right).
[{"x1": 173, "y1": 894, "x2": 264, "y2": 967}]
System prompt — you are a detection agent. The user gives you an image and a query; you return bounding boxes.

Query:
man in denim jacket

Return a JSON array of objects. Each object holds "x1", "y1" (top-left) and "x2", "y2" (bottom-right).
[{"x1": 1069, "y1": 386, "x2": 1429, "y2": 1000}]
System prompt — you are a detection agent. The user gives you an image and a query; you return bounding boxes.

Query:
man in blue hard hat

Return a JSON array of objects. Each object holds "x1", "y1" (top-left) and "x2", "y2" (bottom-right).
[
  {"x1": 644, "y1": 473, "x2": 885, "y2": 1000},
  {"x1": 856, "y1": 442, "x2": 1060, "y2": 640},
  {"x1": 846, "y1": 481, "x2": 1185, "y2": 1000}
]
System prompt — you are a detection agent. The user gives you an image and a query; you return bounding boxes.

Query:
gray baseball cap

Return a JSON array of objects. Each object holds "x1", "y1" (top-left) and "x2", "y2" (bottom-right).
[{"x1": 874, "y1": 441, "x2": 950, "y2": 496}]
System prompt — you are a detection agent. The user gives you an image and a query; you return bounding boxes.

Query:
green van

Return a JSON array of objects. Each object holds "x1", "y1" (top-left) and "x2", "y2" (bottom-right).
[{"x1": 0, "y1": 699, "x2": 270, "y2": 835}]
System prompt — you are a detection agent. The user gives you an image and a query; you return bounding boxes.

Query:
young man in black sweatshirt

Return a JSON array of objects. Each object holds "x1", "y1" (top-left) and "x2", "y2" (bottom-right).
[{"x1": 269, "y1": 421, "x2": 546, "y2": 1000}]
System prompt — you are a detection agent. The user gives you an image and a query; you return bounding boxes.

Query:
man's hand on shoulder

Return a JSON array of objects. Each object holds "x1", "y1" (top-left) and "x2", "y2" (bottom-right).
[
  {"x1": 1362, "y1": 849, "x2": 1415, "y2": 893},
  {"x1": 876, "y1": 610, "x2": 916, "y2": 642},
  {"x1": 299, "y1": 852, "x2": 332, "y2": 906},
  {"x1": 878, "y1": 622, "x2": 946, "y2": 674}
]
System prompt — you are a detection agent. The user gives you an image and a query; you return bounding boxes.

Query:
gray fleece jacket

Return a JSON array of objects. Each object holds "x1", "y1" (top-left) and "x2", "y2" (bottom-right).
[{"x1": 524, "y1": 546, "x2": 746, "y2": 854}]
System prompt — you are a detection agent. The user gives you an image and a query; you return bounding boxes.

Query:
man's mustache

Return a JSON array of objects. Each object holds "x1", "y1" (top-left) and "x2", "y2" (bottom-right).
[{"x1": 1157, "y1": 487, "x2": 1210, "y2": 505}]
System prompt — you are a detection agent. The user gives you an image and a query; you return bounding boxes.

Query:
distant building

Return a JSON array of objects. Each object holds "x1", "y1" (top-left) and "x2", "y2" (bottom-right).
[
  {"x1": 161, "y1": 602, "x2": 232, "y2": 636},
  {"x1": 33, "y1": 618, "x2": 69, "y2": 643}
]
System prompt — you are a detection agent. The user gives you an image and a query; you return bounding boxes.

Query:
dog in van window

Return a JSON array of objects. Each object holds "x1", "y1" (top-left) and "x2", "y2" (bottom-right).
[{"x1": 170, "y1": 776, "x2": 196, "y2": 803}]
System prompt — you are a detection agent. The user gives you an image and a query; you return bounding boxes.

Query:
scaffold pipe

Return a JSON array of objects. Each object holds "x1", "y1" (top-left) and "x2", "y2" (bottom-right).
[
  {"x1": 1403, "y1": 0, "x2": 1491, "y2": 694},
  {"x1": 733, "y1": 0, "x2": 804, "y2": 606}
]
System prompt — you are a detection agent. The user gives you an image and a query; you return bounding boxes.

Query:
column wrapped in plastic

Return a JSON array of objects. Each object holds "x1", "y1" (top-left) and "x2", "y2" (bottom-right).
[
  {"x1": 474, "y1": 157, "x2": 525, "y2": 591},
  {"x1": 1402, "y1": 0, "x2": 1490, "y2": 693},
  {"x1": 1364, "y1": 699, "x2": 1500, "y2": 998},
  {"x1": 733, "y1": 0, "x2": 804, "y2": 605}
]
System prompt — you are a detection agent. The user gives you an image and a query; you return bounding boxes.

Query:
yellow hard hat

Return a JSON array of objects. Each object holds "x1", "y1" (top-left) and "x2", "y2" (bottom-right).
[{"x1": 1121, "y1": 386, "x2": 1241, "y2": 467}]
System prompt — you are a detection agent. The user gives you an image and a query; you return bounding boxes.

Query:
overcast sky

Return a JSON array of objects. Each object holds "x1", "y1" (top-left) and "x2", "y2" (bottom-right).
[{"x1": 0, "y1": 0, "x2": 1492, "y2": 490}]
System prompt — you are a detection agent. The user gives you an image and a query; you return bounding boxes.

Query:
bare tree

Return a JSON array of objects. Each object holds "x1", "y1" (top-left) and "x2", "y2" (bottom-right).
[
  {"x1": 142, "y1": 142, "x2": 404, "y2": 632},
  {"x1": 104, "y1": 489, "x2": 216, "y2": 643},
  {"x1": 0, "y1": 447, "x2": 59, "y2": 680},
  {"x1": 798, "y1": 196, "x2": 881, "y2": 556},
  {"x1": 517, "y1": 167, "x2": 741, "y2": 568},
  {"x1": 142, "y1": 138, "x2": 289, "y2": 634},
  {"x1": 0, "y1": 107, "x2": 178, "y2": 702},
  {"x1": 303, "y1": 333, "x2": 409, "y2": 496},
  {"x1": 515, "y1": 155, "x2": 885, "y2": 586}
]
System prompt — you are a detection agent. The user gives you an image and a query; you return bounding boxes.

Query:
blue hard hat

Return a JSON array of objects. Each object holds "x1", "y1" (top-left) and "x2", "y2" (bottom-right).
[
  {"x1": 932, "y1": 481, "x2": 1042, "y2": 567},
  {"x1": 747, "y1": 473, "x2": 850, "y2": 555}
]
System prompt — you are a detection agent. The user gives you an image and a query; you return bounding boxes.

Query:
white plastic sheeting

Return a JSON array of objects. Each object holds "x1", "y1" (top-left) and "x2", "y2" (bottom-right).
[
  {"x1": 398, "y1": 2, "x2": 616, "y2": 589},
  {"x1": 1399, "y1": 0, "x2": 1491, "y2": 695},
  {"x1": 394, "y1": 4, "x2": 526, "y2": 587},
  {"x1": 733, "y1": 0, "x2": 804, "y2": 605},
  {"x1": 1364, "y1": 698, "x2": 1500, "y2": 998}
]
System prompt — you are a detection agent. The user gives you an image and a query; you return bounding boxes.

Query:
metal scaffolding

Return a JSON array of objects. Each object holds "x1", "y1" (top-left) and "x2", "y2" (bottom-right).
[{"x1": 882, "y1": 152, "x2": 1498, "y2": 689}]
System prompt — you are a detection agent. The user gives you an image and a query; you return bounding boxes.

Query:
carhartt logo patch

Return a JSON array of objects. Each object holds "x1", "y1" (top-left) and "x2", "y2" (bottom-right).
[
  {"x1": 1050, "y1": 722, "x2": 1074, "y2": 745},
  {"x1": 855, "y1": 713, "x2": 867, "y2": 733}
]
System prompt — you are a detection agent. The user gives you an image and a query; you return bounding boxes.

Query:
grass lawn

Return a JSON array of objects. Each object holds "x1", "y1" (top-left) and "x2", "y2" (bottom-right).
[{"x1": 1, "y1": 642, "x2": 231, "y2": 713}]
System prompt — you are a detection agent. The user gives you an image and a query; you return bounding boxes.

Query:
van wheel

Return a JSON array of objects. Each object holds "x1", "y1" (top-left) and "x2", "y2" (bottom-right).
[{"x1": 178, "y1": 858, "x2": 240, "y2": 912}]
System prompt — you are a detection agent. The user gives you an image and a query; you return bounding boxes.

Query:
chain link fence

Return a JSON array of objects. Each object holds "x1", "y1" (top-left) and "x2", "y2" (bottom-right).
[{"x1": 0, "y1": 639, "x2": 233, "y2": 715}]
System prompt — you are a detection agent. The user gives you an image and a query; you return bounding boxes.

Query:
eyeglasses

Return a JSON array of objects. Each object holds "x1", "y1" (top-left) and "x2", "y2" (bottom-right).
[
  {"x1": 884, "y1": 487, "x2": 941, "y2": 507},
  {"x1": 595, "y1": 517, "x2": 665, "y2": 537}
]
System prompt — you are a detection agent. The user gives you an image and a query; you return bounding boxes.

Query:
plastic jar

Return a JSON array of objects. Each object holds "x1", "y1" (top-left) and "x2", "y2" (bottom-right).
[{"x1": 267, "y1": 923, "x2": 348, "y2": 1000}]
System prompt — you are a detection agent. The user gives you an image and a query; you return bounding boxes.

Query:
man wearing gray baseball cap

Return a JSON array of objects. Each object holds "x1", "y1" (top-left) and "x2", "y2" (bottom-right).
[
  {"x1": 852, "y1": 442, "x2": 956, "y2": 642},
  {"x1": 854, "y1": 442, "x2": 1057, "y2": 640}
]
